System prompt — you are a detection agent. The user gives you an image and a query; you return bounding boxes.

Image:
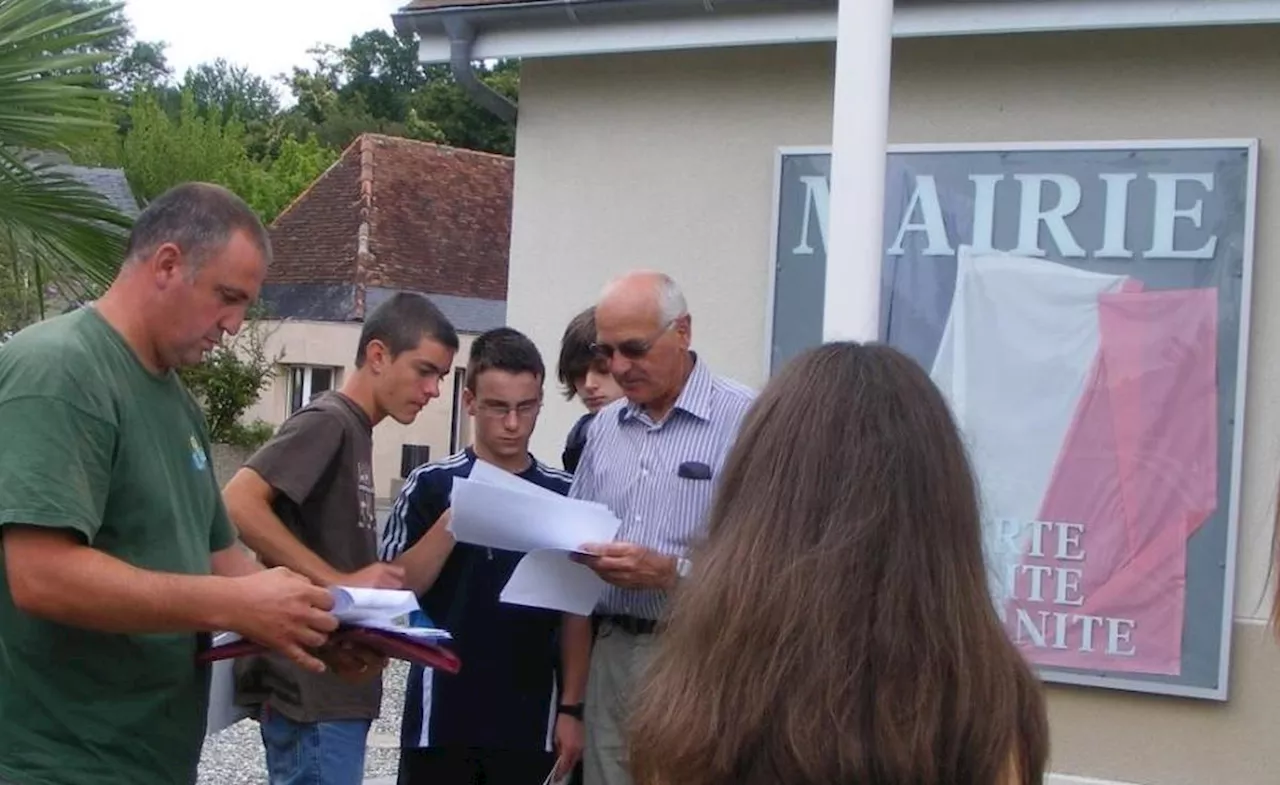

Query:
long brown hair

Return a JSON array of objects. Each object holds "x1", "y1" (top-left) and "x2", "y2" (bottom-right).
[{"x1": 629, "y1": 342, "x2": 1049, "y2": 785}]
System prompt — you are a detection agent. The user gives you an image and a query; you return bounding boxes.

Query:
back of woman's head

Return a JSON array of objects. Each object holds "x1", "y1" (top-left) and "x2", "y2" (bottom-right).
[{"x1": 629, "y1": 341, "x2": 1049, "y2": 785}]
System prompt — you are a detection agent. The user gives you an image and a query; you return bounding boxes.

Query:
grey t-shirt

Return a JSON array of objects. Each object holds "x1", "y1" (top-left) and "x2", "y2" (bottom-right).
[{"x1": 233, "y1": 391, "x2": 381, "y2": 723}]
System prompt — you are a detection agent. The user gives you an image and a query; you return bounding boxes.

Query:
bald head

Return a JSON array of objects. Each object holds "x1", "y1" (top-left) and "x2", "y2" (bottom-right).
[
  {"x1": 597, "y1": 270, "x2": 688, "y2": 328},
  {"x1": 593, "y1": 270, "x2": 693, "y2": 414}
]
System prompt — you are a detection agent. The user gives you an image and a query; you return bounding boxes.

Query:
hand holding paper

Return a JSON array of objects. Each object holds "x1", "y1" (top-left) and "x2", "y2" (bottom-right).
[
  {"x1": 449, "y1": 460, "x2": 622, "y2": 614},
  {"x1": 226, "y1": 566, "x2": 339, "y2": 674},
  {"x1": 204, "y1": 586, "x2": 458, "y2": 736},
  {"x1": 572, "y1": 542, "x2": 678, "y2": 591},
  {"x1": 201, "y1": 586, "x2": 455, "y2": 667}
]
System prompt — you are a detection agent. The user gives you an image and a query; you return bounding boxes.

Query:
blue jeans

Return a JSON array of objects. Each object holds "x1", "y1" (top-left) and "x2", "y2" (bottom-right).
[{"x1": 260, "y1": 708, "x2": 372, "y2": 785}]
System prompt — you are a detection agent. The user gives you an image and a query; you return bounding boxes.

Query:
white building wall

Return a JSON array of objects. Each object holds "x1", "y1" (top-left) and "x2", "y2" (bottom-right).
[{"x1": 505, "y1": 26, "x2": 1280, "y2": 785}]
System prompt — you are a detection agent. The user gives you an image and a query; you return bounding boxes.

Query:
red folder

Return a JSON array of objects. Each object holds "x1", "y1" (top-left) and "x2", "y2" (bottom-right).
[{"x1": 197, "y1": 625, "x2": 462, "y2": 674}]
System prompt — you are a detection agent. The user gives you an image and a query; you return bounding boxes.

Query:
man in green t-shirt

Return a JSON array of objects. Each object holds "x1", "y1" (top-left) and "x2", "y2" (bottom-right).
[{"x1": 0, "y1": 182, "x2": 349, "y2": 785}]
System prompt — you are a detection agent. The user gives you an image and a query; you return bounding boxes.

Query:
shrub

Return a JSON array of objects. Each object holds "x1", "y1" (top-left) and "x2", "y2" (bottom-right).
[{"x1": 180, "y1": 313, "x2": 281, "y2": 448}]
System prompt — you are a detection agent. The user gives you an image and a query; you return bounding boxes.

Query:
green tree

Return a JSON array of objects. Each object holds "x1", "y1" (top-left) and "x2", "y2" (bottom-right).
[
  {"x1": 118, "y1": 88, "x2": 335, "y2": 223},
  {"x1": 111, "y1": 38, "x2": 172, "y2": 95},
  {"x1": 120, "y1": 89, "x2": 250, "y2": 200},
  {"x1": 232, "y1": 133, "x2": 339, "y2": 222},
  {"x1": 184, "y1": 59, "x2": 279, "y2": 125},
  {"x1": 340, "y1": 30, "x2": 428, "y2": 121},
  {"x1": 0, "y1": 261, "x2": 39, "y2": 341},
  {"x1": 410, "y1": 59, "x2": 518, "y2": 156},
  {"x1": 178, "y1": 311, "x2": 279, "y2": 449},
  {"x1": 281, "y1": 31, "x2": 514, "y2": 155},
  {"x1": 0, "y1": 0, "x2": 134, "y2": 320}
]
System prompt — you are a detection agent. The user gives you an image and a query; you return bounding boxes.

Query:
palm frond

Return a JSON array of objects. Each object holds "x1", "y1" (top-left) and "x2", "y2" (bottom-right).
[
  {"x1": 0, "y1": 148, "x2": 129, "y2": 292},
  {"x1": 0, "y1": 0, "x2": 123, "y2": 151},
  {"x1": 0, "y1": 0, "x2": 132, "y2": 319}
]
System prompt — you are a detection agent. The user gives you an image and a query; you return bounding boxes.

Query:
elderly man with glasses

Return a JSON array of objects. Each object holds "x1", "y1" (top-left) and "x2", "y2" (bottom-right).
[{"x1": 571, "y1": 270, "x2": 756, "y2": 785}]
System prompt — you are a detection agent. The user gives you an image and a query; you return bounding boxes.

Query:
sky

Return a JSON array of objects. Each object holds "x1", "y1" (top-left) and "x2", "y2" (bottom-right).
[{"x1": 124, "y1": 0, "x2": 407, "y2": 85}]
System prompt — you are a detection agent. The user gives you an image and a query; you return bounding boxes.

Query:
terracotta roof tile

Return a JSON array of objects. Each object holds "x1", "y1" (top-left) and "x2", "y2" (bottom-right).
[
  {"x1": 267, "y1": 151, "x2": 362, "y2": 286},
  {"x1": 365, "y1": 135, "x2": 513, "y2": 302},
  {"x1": 267, "y1": 133, "x2": 513, "y2": 314}
]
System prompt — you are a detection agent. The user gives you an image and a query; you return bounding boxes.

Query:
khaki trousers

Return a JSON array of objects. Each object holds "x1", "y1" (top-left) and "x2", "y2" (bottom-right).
[{"x1": 582, "y1": 623, "x2": 656, "y2": 785}]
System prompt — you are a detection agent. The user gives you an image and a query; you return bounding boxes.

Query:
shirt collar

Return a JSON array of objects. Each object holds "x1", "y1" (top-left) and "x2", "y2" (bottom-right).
[{"x1": 619, "y1": 352, "x2": 714, "y2": 425}]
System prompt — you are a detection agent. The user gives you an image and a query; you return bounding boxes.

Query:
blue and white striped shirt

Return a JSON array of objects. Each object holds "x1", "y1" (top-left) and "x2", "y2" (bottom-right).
[{"x1": 569, "y1": 354, "x2": 755, "y2": 619}]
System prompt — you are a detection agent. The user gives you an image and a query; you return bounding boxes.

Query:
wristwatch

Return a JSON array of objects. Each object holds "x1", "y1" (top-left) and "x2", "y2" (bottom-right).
[
  {"x1": 558, "y1": 702, "x2": 585, "y2": 720},
  {"x1": 676, "y1": 556, "x2": 692, "y2": 579}
]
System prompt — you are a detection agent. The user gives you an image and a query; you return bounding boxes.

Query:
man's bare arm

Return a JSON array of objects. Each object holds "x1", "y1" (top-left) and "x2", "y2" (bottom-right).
[
  {"x1": 391, "y1": 509, "x2": 457, "y2": 596},
  {"x1": 3, "y1": 525, "x2": 340, "y2": 672},
  {"x1": 224, "y1": 468, "x2": 402, "y2": 589},
  {"x1": 223, "y1": 468, "x2": 343, "y2": 585},
  {"x1": 6, "y1": 526, "x2": 238, "y2": 633},
  {"x1": 211, "y1": 542, "x2": 262, "y2": 578}
]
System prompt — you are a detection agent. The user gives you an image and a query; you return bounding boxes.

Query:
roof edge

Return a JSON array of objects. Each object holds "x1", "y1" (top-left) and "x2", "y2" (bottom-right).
[
  {"x1": 269, "y1": 135, "x2": 364, "y2": 230},
  {"x1": 358, "y1": 131, "x2": 515, "y2": 163},
  {"x1": 395, "y1": 0, "x2": 1280, "y2": 63},
  {"x1": 353, "y1": 134, "x2": 377, "y2": 320}
]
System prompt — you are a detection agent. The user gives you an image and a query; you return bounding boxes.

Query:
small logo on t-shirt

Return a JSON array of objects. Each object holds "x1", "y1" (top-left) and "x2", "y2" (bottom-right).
[
  {"x1": 358, "y1": 461, "x2": 376, "y2": 531},
  {"x1": 189, "y1": 435, "x2": 209, "y2": 471}
]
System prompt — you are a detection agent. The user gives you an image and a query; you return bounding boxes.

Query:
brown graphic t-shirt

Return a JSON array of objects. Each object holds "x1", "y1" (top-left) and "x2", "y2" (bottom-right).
[{"x1": 233, "y1": 391, "x2": 381, "y2": 723}]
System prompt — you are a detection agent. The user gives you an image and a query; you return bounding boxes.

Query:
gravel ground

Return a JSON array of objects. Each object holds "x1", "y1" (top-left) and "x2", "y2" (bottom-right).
[{"x1": 196, "y1": 659, "x2": 409, "y2": 785}]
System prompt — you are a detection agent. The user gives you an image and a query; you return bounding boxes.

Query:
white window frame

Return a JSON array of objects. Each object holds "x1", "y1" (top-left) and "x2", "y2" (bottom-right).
[{"x1": 286, "y1": 364, "x2": 341, "y2": 414}]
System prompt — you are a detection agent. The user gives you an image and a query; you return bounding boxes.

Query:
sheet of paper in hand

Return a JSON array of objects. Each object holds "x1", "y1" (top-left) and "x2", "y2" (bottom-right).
[
  {"x1": 199, "y1": 587, "x2": 458, "y2": 668},
  {"x1": 449, "y1": 459, "x2": 622, "y2": 615},
  {"x1": 206, "y1": 631, "x2": 251, "y2": 736}
]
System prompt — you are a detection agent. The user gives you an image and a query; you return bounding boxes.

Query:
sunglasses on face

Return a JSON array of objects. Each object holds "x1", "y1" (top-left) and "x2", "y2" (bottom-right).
[{"x1": 590, "y1": 319, "x2": 676, "y2": 361}]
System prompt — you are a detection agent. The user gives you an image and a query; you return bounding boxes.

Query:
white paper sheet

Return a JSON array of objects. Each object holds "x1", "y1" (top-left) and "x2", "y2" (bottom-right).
[
  {"x1": 468, "y1": 459, "x2": 563, "y2": 500},
  {"x1": 357, "y1": 618, "x2": 452, "y2": 640},
  {"x1": 205, "y1": 632, "x2": 250, "y2": 736},
  {"x1": 327, "y1": 587, "x2": 452, "y2": 640},
  {"x1": 500, "y1": 549, "x2": 610, "y2": 616},
  {"x1": 329, "y1": 587, "x2": 420, "y2": 623},
  {"x1": 450, "y1": 476, "x2": 620, "y2": 554},
  {"x1": 541, "y1": 761, "x2": 572, "y2": 785},
  {"x1": 450, "y1": 461, "x2": 622, "y2": 614},
  {"x1": 464, "y1": 459, "x2": 615, "y2": 517}
]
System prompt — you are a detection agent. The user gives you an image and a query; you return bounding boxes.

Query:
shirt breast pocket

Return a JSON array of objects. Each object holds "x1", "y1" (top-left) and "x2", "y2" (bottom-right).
[{"x1": 665, "y1": 459, "x2": 720, "y2": 549}]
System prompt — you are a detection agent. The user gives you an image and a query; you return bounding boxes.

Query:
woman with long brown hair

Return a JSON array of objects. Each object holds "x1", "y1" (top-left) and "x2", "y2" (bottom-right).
[{"x1": 629, "y1": 341, "x2": 1050, "y2": 785}]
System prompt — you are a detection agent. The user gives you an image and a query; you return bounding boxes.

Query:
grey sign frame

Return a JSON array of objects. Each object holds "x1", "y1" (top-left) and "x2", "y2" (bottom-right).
[{"x1": 765, "y1": 140, "x2": 1258, "y2": 701}]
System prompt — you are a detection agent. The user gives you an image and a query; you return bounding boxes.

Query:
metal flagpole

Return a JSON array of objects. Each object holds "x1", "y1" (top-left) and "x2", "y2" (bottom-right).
[{"x1": 822, "y1": 0, "x2": 895, "y2": 344}]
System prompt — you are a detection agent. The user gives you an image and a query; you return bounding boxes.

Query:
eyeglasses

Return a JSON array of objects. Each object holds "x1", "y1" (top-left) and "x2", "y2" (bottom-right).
[
  {"x1": 475, "y1": 401, "x2": 542, "y2": 420},
  {"x1": 590, "y1": 318, "x2": 677, "y2": 361}
]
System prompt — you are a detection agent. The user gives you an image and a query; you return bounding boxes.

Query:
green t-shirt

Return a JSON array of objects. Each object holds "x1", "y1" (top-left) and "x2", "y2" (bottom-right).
[{"x1": 0, "y1": 307, "x2": 236, "y2": 785}]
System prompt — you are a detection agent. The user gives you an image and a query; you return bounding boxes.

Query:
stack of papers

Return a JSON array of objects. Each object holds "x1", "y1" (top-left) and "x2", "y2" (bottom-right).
[
  {"x1": 203, "y1": 586, "x2": 458, "y2": 736},
  {"x1": 449, "y1": 460, "x2": 621, "y2": 615},
  {"x1": 329, "y1": 586, "x2": 452, "y2": 639}
]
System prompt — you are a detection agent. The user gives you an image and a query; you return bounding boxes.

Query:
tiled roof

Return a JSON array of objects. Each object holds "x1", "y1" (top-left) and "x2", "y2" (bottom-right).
[
  {"x1": 266, "y1": 134, "x2": 513, "y2": 318},
  {"x1": 53, "y1": 165, "x2": 141, "y2": 217}
]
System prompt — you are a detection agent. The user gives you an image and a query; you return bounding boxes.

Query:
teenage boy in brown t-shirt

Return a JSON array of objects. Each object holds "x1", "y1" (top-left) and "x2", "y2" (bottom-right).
[{"x1": 223, "y1": 292, "x2": 459, "y2": 785}]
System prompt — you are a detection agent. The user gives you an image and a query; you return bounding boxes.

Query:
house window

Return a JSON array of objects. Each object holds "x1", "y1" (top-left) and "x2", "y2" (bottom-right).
[
  {"x1": 450, "y1": 367, "x2": 468, "y2": 452},
  {"x1": 287, "y1": 365, "x2": 340, "y2": 414}
]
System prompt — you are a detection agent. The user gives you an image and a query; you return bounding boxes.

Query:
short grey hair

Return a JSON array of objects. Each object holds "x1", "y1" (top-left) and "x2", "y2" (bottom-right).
[
  {"x1": 656, "y1": 273, "x2": 688, "y2": 324},
  {"x1": 124, "y1": 182, "x2": 272, "y2": 269}
]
